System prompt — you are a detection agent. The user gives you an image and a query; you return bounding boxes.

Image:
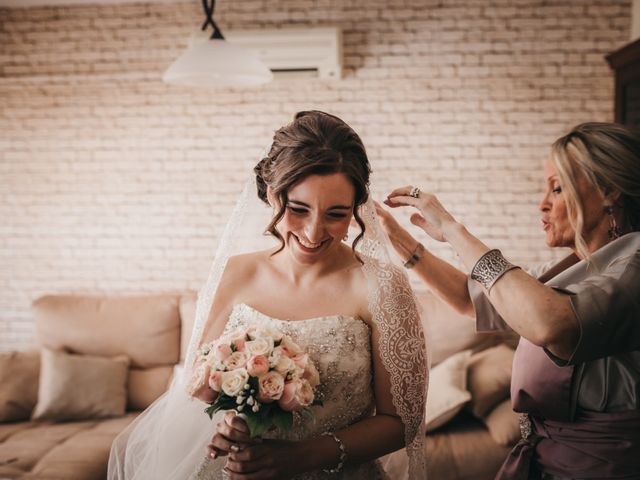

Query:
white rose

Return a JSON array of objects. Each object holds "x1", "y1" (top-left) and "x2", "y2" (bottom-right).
[
  {"x1": 268, "y1": 346, "x2": 288, "y2": 366},
  {"x1": 222, "y1": 352, "x2": 249, "y2": 370},
  {"x1": 221, "y1": 368, "x2": 250, "y2": 397},
  {"x1": 257, "y1": 371, "x2": 285, "y2": 403},
  {"x1": 257, "y1": 326, "x2": 283, "y2": 342},
  {"x1": 226, "y1": 328, "x2": 247, "y2": 343},
  {"x1": 275, "y1": 355, "x2": 296, "y2": 375},
  {"x1": 245, "y1": 337, "x2": 274, "y2": 356},
  {"x1": 223, "y1": 351, "x2": 249, "y2": 370}
]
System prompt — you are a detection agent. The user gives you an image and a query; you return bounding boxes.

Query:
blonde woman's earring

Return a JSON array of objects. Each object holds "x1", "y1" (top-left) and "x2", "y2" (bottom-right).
[{"x1": 605, "y1": 205, "x2": 622, "y2": 240}]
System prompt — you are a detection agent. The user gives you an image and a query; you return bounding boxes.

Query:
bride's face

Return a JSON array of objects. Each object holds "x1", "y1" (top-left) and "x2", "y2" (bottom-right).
[{"x1": 275, "y1": 173, "x2": 355, "y2": 265}]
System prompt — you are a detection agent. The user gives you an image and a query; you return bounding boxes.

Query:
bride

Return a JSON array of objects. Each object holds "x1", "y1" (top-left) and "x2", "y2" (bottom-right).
[{"x1": 108, "y1": 111, "x2": 427, "y2": 479}]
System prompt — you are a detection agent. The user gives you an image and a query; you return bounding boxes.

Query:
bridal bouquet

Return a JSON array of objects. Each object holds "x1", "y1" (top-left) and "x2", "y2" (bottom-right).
[{"x1": 187, "y1": 325, "x2": 320, "y2": 437}]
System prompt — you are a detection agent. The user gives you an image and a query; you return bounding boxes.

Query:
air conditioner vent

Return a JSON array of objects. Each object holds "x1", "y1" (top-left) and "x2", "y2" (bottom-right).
[{"x1": 224, "y1": 27, "x2": 342, "y2": 79}]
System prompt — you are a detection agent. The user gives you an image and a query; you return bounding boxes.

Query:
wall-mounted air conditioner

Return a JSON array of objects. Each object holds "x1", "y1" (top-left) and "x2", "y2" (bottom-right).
[{"x1": 224, "y1": 27, "x2": 343, "y2": 80}]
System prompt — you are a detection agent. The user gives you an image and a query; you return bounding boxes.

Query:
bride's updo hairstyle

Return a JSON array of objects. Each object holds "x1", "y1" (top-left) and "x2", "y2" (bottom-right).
[{"x1": 254, "y1": 110, "x2": 372, "y2": 257}]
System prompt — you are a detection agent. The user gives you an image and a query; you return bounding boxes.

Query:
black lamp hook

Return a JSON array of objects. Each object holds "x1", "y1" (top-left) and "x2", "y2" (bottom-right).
[{"x1": 201, "y1": 0, "x2": 224, "y2": 40}]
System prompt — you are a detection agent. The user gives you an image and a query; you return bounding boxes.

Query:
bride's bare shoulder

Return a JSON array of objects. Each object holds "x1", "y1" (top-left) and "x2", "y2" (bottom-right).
[
  {"x1": 203, "y1": 250, "x2": 272, "y2": 340},
  {"x1": 222, "y1": 249, "x2": 273, "y2": 283}
]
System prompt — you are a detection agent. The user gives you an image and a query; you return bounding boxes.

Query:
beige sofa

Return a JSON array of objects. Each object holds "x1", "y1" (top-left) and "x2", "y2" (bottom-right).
[{"x1": 0, "y1": 292, "x2": 517, "y2": 479}]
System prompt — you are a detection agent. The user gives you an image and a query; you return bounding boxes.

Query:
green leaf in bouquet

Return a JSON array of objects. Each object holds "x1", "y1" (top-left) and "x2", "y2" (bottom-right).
[
  {"x1": 242, "y1": 412, "x2": 272, "y2": 438},
  {"x1": 271, "y1": 408, "x2": 293, "y2": 433},
  {"x1": 205, "y1": 394, "x2": 236, "y2": 419},
  {"x1": 204, "y1": 404, "x2": 216, "y2": 419},
  {"x1": 248, "y1": 375, "x2": 260, "y2": 391}
]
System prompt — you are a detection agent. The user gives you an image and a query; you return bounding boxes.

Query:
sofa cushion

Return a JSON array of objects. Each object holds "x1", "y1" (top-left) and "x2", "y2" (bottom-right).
[
  {"x1": 127, "y1": 366, "x2": 173, "y2": 411},
  {"x1": 179, "y1": 292, "x2": 197, "y2": 363},
  {"x1": 0, "y1": 414, "x2": 138, "y2": 480},
  {"x1": 0, "y1": 351, "x2": 40, "y2": 422},
  {"x1": 32, "y1": 348, "x2": 129, "y2": 421},
  {"x1": 483, "y1": 399, "x2": 521, "y2": 446},
  {"x1": 416, "y1": 292, "x2": 518, "y2": 366},
  {"x1": 426, "y1": 412, "x2": 512, "y2": 480},
  {"x1": 381, "y1": 412, "x2": 511, "y2": 480},
  {"x1": 425, "y1": 350, "x2": 472, "y2": 431},
  {"x1": 467, "y1": 344, "x2": 515, "y2": 418},
  {"x1": 33, "y1": 294, "x2": 181, "y2": 369}
]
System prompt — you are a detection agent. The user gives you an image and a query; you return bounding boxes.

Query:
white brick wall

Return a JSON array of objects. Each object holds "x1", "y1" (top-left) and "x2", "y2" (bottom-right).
[{"x1": 0, "y1": 0, "x2": 631, "y2": 351}]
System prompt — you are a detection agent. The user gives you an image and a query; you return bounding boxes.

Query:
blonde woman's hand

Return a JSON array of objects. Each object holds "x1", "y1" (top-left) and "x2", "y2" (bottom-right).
[
  {"x1": 383, "y1": 186, "x2": 457, "y2": 242},
  {"x1": 374, "y1": 201, "x2": 421, "y2": 261}
]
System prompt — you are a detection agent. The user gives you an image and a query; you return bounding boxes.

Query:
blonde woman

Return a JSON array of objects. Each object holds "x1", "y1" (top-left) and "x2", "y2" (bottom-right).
[{"x1": 378, "y1": 122, "x2": 640, "y2": 479}]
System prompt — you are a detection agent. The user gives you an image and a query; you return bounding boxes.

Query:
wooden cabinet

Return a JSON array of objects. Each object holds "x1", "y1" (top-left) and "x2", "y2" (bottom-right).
[{"x1": 607, "y1": 38, "x2": 640, "y2": 127}]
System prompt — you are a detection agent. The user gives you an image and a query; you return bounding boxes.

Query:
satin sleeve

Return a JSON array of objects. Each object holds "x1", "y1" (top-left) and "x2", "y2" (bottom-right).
[
  {"x1": 550, "y1": 252, "x2": 640, "y2": 366},
  {"x1": 469, "y1": 262, "x2": 553, "y2": 333},
  {"x1": 468, "y1": 278, "x2": 512, "y2": 332}
]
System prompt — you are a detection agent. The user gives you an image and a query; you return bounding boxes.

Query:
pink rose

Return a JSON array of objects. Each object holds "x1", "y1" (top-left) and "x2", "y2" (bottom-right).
[
  {"x1": 187, "y1": 362, "x2": 219, "y2": 403},
  {"x1": 278, "y1": 379, "x2": 314, "y2": 412},
  {"x1": 246, "y1": 355, "x2": 269, "y2": 377},
  {"x1": 280, "y1": 336, "x2": 303, "y2": 355},
  {"x1": 215, "y1": 343, "x2": 233, "y2": 361},
  {"x1": 234, "y1": 338, "x2": 246, "y2": 352},
  {"x1": 292, "y1": 353, "x2": 309, "y2": 369},
  {"x1": 208, "y1": 371, "x2": 223, "y2": 392},
  {"x1": 302, "y1": 362, "x2": 320, "y2": 388},
  {"x1": 257, "y1": 371, "x2": 285, "y2": 403}
]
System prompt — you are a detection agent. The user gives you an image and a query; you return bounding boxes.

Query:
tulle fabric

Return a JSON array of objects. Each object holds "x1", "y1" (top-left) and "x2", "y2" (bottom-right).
[{"x1": 108, "y1": 175, "x2": 428, "y2": 479}]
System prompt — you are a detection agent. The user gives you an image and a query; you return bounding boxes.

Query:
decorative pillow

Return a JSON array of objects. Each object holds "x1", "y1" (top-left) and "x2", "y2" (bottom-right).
[
  {"x1": 466, "y1": 344, "x2": 514, "y2": 418},
  {"x1": 32, "y1": 347, "x2": 130, "y2": 421},
  {"x1": 416, "y1": 291, "x2": 518, "y2": 366},
  {"x1": 0, "y1": 350, "x2": 40, "y2": 422},
  {"x1": 483, "y1": 399, "x2": 521, "y2": 446},
  {"x1": 425, "y1": 349, "x2": 472, "y2": 431}
]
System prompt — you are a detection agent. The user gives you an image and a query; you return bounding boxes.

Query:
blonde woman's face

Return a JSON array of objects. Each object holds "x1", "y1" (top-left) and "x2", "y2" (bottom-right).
[{"x1": 539, "y1": 159, "x2": 609, "y2": 253}]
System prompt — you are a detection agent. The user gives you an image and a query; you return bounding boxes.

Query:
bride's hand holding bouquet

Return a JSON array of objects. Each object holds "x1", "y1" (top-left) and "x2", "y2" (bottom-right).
[{"x1": 187, "y1": 325, "x2": 320, "y2": 468}]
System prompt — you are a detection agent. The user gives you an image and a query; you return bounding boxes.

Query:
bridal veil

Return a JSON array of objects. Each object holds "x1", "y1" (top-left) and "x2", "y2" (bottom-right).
[{"x1": 108, "y1": 163, "x2": 428, "y2": 479}]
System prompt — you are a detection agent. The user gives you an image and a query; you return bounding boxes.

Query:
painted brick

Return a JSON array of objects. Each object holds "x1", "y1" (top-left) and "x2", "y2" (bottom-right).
[{"x1": 0, "y1": 0, "x2": 631, "y2": 350}]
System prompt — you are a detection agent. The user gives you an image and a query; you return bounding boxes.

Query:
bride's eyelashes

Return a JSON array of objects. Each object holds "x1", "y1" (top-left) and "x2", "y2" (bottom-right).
[
  {"x1": 287, "y1": 206, "x2": 308, "y2": 215},
  {"x1": 286, "y1": 205, "x2": 348, "y2": 219}
]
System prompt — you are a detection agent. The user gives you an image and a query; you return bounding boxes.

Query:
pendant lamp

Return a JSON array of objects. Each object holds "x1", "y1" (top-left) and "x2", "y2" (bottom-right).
[{"x1": 163, "y1": 0, "x2": 273, "y2": 87}]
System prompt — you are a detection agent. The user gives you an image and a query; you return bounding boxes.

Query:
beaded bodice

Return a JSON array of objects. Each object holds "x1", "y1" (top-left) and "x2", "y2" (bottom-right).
[
  {"x1": 226, "y1": 304, "x2": 375, "y2": 441},
  {"x1": 190, "y1": 303, "x2": 385, "y2": 480}
]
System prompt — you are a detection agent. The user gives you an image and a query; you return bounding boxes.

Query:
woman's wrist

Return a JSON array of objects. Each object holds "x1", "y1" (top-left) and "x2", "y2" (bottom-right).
[
  {"x1": 297, "y1": 433, "x2": 346, "y2": 473},
  {"x1": 281, "y1": 439, "x2": 313, "y2": 476},
  {"x1": 441, "y1": 220, "x2": 465, "y2": 243},
  {"x1": 404, "y1": 242, "x2": 425, "y2": 269}
]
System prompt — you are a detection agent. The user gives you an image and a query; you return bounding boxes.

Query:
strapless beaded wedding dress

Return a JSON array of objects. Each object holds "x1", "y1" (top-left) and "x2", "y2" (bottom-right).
[{"x1": 189, "y1": 303, "x2": 388, "y2": 480}]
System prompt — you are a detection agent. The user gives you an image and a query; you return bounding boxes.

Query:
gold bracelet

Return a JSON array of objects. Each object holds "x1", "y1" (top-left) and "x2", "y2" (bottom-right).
[{"x1": 403, "y1": 242, "x2": 425, "y2": 269}]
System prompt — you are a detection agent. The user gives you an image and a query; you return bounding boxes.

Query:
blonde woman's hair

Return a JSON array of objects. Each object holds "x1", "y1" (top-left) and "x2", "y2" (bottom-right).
[{"x1": 550, "y1": 122, "x2": 640, "y2": 260}]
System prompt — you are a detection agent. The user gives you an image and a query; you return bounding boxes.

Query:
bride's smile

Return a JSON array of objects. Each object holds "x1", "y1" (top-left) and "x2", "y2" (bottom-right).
[{"x1": 276, "y1": 173, "x2": 355, "y2": 265}]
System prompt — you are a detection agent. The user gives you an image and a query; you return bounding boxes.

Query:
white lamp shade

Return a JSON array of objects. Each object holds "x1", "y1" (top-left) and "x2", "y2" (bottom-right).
[{"x1": 163, "y1": 38, "x2": 273, "y2": 87}]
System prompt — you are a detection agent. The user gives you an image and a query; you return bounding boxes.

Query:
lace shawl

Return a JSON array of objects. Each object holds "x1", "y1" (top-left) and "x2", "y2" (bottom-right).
[{"x1": 109, "y1": 177, "x2": 428, "y2": 479}]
